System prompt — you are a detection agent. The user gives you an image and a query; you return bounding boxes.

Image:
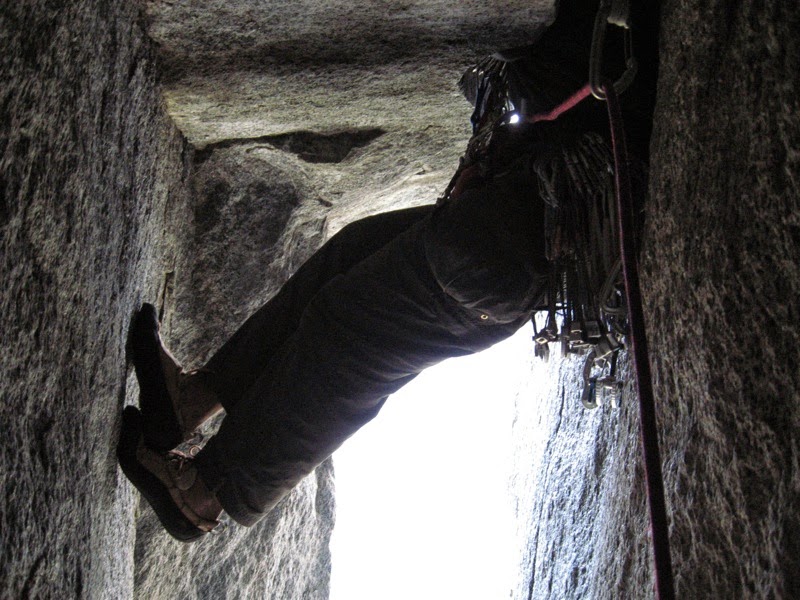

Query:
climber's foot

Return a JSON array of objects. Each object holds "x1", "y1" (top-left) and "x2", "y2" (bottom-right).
[
  {"x1": 117, "y1": 406, "x2": 222, "y2": 543},
  {"x1": 130, "y1": 303, "x2": 222, "y2": 451}
]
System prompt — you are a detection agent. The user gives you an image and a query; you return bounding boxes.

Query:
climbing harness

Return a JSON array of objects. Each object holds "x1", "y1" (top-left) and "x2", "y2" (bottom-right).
[
  {"x1": 449, "y1": 0, "x2": 651, "y2": 411},
  {"x1": 450, "y1": 1, "x2": 675, "y2": 597},
  {"x1": 447, "y1": 2, "x2": 643, "y2": 401}
]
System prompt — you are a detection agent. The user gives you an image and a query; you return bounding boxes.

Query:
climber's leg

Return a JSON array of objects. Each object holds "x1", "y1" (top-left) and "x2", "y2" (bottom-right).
[
  {"x1": 200, "y1": 205, "x2": 434, "y2": 411},
  {"x1": 195, "y1": 180, "x2": 548, "y2": 526},
  {"x1": 131, "y1": 206, "x2": 433, "y2": 451}
]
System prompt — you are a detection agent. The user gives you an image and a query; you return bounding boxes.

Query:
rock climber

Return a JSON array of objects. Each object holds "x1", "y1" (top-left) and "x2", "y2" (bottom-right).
[{"x1": 117, "y1": 0, "x2": 658, "y2": 541}]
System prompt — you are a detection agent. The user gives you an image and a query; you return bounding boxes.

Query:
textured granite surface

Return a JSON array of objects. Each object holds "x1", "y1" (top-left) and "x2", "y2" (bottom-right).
[
  {"x1": 511, "y1": 1, "x2": 799, "y2": 598},
  {"x1": 3, "y1": 0, "x2": 797, "y2": 598}
]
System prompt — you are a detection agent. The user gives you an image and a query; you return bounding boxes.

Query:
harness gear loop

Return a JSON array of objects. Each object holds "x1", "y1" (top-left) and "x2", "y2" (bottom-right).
[{"x1": 590, "y1": 0, "x2": 638, "y2": 100}]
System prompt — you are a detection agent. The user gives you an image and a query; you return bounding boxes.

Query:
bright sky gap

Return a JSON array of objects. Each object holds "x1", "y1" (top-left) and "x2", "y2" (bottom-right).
[{"x1": 330, "y1": 323, "x2": 535, "y2": 600}]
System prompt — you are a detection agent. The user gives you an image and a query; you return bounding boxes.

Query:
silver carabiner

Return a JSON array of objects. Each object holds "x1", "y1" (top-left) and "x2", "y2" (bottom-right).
[{"x1": 589, "y1": 0, "x2": 638, "y2": 100}]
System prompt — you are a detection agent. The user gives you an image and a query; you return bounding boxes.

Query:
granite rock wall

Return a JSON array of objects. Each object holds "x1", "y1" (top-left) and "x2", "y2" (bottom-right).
[
  {"x1": 1, "y1": 0, "x2": 547, "y2": 598},
  {"x1": 1, "y1": 2, "x2": 189, "y2": 597},
  {"x1": 510, "y1": 1, "x2": 800, "y2": 598},
  {"x1": 645, "y1": 1, "x2": 799, "y2": 595},
  {"x1": 1, "y1": 1, "x2": 335, "y2": 598},
  {"x1": 3, "y1": 0, "x2": 798, "y2": 598}
]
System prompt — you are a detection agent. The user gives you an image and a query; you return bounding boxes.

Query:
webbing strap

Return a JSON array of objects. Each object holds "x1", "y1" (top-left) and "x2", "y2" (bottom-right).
[{"x1": 525, "y1": 84, "x2": 594, "y2": 124}]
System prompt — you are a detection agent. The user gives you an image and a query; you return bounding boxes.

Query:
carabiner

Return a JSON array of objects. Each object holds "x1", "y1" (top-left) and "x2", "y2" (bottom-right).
[{"x1": 589, "y1": 0, "x2": 638, "y2": 100}]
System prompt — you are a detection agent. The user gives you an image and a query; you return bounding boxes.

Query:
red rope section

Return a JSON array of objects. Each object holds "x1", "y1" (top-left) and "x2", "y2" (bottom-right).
[
  {"x1": 603, "y1": 82, "x2": 675, "y2": 600},
  {"x1": 525, "y1": 83, "x2": 594, "y2": 124}
]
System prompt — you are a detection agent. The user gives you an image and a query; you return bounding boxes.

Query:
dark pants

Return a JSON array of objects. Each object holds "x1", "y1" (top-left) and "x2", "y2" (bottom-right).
[
  {"x1": 192, "y1": 0, "x2": 658, "y2": 526},
  {"x1": 195, "y1": 178, "x2": 547, "y2": 526}
]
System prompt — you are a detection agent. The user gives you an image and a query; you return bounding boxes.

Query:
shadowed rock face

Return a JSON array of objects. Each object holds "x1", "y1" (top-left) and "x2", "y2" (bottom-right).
[
  {"x1": 643, "y1": 2, "x2": 800, "y2": 596},
  {"x1": 2, "y1": 0, "x2": 798, "y2": 599},
  {"x1": 195, "y1": 129, "x2": 387, "y2": 164},
  {"x1": 1, "y1": 2, "x2": 190, "y2": 597}
]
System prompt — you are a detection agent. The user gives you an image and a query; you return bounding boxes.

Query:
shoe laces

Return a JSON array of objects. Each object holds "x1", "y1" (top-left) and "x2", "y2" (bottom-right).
[{"x1": 171, "y1": 431, "x2": 207, "y2": 459}]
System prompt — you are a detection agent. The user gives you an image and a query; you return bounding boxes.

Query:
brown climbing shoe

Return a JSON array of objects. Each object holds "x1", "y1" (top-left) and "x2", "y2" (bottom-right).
[
  {"x1": 130, "y1": 303, "x2": 222, "y2": 450},
  {"x1": 117, "y1": 406, "x2": 220, "y2": 542},
  {"x1": 130, "y1": 303, "x2": 184, "y2": 451}
]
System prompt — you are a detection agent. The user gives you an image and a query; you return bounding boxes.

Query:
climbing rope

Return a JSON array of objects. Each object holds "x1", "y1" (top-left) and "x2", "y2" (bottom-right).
[
  {"x1": 523, "y1": 83, "x2": 593, "y2": 124},
  {"x1": 522, "y1": 2, "x2": 675, "y2": 596},
  {"x1": 603, "y1": 80, "x2": 675, "y2": 600}
]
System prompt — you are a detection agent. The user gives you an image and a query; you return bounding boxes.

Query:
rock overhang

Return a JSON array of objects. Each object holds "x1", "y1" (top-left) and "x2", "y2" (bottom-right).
[{"x1": 145, "y1": 0, "x2": 554, "y2": 146}]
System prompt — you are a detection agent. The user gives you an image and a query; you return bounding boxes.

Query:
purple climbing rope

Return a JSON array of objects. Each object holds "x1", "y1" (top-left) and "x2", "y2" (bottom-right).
[{"x1": 603, "y1": 82, "x2": 675, "y2": 600}]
